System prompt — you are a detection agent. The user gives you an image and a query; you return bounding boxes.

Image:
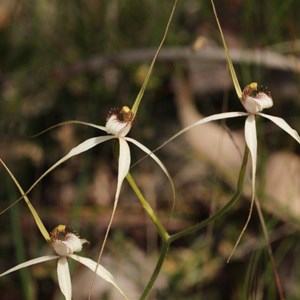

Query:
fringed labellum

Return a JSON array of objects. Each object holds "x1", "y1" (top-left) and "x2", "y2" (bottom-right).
[
  {"x1": 106, "y1": 106, "x2": 134, "y2": 137},
  {"x1": 242, "y1": 82, "x2": 273, "y2": 114}
]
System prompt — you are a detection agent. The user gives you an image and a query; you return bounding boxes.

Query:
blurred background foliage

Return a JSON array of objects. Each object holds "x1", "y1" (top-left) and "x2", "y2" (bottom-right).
[{"x1": 0, "y1": 0, "x2": 300, "y2": 299}]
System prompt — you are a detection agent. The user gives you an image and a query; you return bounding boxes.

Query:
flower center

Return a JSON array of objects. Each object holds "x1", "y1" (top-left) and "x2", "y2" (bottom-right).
[
  {"x1": 106, "y1": 106, "x2": 134, "y2": 137},
  {"x1": 50, "y1": 225, "x2": 83, "y2": 256},
  {"x1": 242, "y1": 82, "x2": 273, "y2": 114}
]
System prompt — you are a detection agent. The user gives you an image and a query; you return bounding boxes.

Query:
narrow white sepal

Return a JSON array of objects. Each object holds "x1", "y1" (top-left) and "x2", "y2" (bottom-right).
[
  {"x1": 69, "y1": 254, "x2": 129, "y2": 300},
  {"x1": 66, "y1": 136, "x2": 115, "y2": 158},
  {"x1": 126, "y1": 137, "x2": 176, "y2": 201},
  {"x1": 95, "y1": 138, "x2": 131, "y2": 272},
  {"x1": 0, "y1": 255, "x2": 58, "y2": 277},
  {"x1": 57, "y1": 257, "x2": 72, "y2": 300},
  {"x1": 64, "y1": 120, "x2": 107, "y2": 132},
  {"x1": 169, "y1": 111, "x2": 247, "y2": 143},
  {"x1": 125, "y1": 137, "x2": 170, "y2": 178},
  {"x1": 259, "y1": 113, "x2": 300, "y2": 144},
  {"x1": 117, "y1": 138, "x2": 131, "y2": 203},
  {"x1": 244, "y1": 115, "x2": 257, "y2": 198},
  {"x1": 28, "y1": 135, "x2": 116, "y2": 193}
]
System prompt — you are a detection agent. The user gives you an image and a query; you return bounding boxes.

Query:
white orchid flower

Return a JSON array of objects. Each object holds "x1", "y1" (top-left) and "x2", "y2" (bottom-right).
[
  {"x1": 0, "y1": 225, "x2": 129, "y2": 300},
  {"x1": 164, "y1": 81, "x2": 299, "y2": 260},
  {"x1": 196, "y1": 0, "x2": 300, "y2": 259},
  {"x1": 14, "y1": 0, "x2": 177, "y2": 271},
  {"x1": 167, "y1": 82, "x2": 300, "y2": 199},
  {"x1": 25, "y1": 106, "x2": 174, "y2": 265}
]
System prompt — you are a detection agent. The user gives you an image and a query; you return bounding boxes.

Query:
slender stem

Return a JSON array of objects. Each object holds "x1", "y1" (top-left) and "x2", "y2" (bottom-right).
[
  {"x1": 126, "y1": 172, "x2": 170, "y2": 242},
  {"x1": 139, "y1": 241, "x2": 170, "y2": 300},
  {"x1": 127, "y1": 172, "x2": 171, "y2": 299},
  {"x1": 130, "y1": 147, "x2": 248, "y2": 299},
  {"x1": 170, "y1": 146, "x2": 248, "y2": 242}
]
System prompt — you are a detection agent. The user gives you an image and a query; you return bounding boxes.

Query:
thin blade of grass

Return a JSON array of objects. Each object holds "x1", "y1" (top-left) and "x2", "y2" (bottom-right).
[{"x1": 0, "y1": 159, "x2": 50, "y2": 241}]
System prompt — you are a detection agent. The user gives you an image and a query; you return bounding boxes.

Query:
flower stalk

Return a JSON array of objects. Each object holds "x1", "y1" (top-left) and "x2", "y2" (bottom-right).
[
  {"x1": 136, "y1": 147, "x2": 249, "y2": 300},
  {"x1": 170, "y1": 146, "x2": 249, "y2": 243},
  {"x1": 126, "y1": 172, "x2": 170, "y2": 242}
]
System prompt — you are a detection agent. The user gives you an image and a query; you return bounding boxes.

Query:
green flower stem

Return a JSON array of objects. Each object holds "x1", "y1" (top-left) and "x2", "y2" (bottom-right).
[
  {"x1": 169, "y1": 146, "x2": 248, "y2": 243},
  {"x1": 139, "y1": 241, "x2": 170, "y2": 300},
  {"x1": 130, "y1": 147, "x2": 248, "y2": 299},
  {"x1": 126, "y1": 172, "x2": 170, "y2": 242}
]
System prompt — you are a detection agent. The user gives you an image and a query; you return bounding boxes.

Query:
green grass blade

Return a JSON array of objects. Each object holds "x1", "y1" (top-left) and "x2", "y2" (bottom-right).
[{"x1": 0, "y1": 159, "x2": 50, "y2": 241}]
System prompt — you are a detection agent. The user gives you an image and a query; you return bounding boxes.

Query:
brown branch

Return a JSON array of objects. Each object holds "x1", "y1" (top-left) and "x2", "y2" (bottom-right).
[{"x1": 53, "y1": 45, "x2": 300, "y2": 80}]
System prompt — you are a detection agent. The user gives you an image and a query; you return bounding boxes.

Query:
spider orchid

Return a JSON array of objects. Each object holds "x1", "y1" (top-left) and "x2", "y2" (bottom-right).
[
  {"x1": 163, "y1": 82, "x2": 299, "y2": 207},
  {"x1": 158, "y1": 0, "x2": 300, "y2": 260},
  {"x1": 0, "y1": 160, "x2": 129, "y2": 299},
  {"x1": 210, "y1": 0, "x2": 300, "y2": 259},
  {"x1": 20, "y1": 0, "x2": 178, "y2": 268},
  {"x1": 0, "y1": 225, "x2": 129, "y2": 300},
  {"x1": 26, "y1": 106, "x2": 174, "y2": 255},
  {"x1": 161, "y1": 83, "x2": 299, "y2": 261}
]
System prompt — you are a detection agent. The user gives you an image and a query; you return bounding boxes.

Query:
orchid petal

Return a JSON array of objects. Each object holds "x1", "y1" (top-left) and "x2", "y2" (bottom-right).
[
  {"x1": 52, "y1": 135, "x2": 115, "y2": 168},
  {"x1": 52, "y1": 232, "x2": 83, "y2": 256},
  {"x1": 31, "y1": 120, "x2": 107, "y2": 138},
  {"x1": 0, "y1": 255, "x2": 58, "y2": 277},
  {"x1": 26, "y1": 135, "x2": 115, "y2": 196},
  {"x1": 259, "y1": 113, "x2": 300, "y2": 143},
  {"x1": 96, "y1": 138, "x2": 131, "y2": 266},
  {"x1": 158, "y1": 112, "x2": 247, "y2": 150},
  {"x1": 227, "y1": 115, "x2": 257, "y2": 261},
  {"x1": 69, "y1": 254, "x2": 129, "y2": 300},
  {"x1": 245, "y1": 115, "x2": 258, "y2": 192},
  {"x1": 243, "y1": 93, "x2": 273, "y2": 114},
  {"x1": 62, "y1": 120, "x2": 107, "y2": 132},
  {"x1": 126, "y1": 137, "x2": 176, "y2": 203},
  {"x1": 117, "y1": 138, "x2": 131, "y2": 190},
  {"x1": 57, "y1": 257, "x2": 72, "y2": 300},
  {"x1": 108, "y1": 138, "x2": 131, "y2": 224},
  {"x1": 106, "y1": 138, "x2": 131, "y2": 232}
]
